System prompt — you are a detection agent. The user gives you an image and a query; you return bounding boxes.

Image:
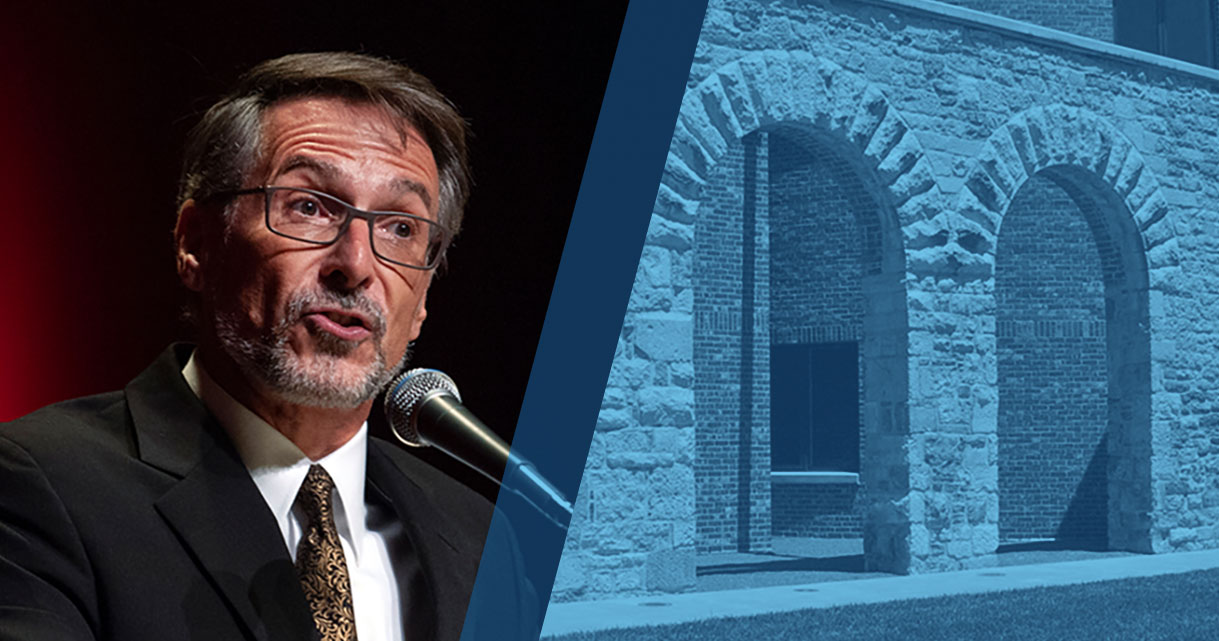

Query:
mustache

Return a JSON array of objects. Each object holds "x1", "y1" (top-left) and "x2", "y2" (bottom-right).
[{"x1": 283, "y1": 289, "x2": 387, "y2": 335}]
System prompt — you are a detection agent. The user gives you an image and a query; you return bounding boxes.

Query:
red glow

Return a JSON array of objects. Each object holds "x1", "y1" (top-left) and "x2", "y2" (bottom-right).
[{"x1": 0, "y1": 59, "x2": 67, "y2": 418}]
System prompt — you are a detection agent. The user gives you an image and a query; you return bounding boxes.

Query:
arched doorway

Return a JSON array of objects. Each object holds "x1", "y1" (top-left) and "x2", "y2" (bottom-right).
[{"x1": 995, "y1": 165, "x2": 1151, "y2": 551}]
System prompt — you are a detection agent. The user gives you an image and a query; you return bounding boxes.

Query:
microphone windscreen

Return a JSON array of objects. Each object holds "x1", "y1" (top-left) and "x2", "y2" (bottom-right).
[{"x1": 384, "y1": 368, "x2": 462, "y2": 446}]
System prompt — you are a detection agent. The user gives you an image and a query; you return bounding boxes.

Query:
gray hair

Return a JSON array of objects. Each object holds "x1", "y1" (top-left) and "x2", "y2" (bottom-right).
[{"x1": 178, "y1": 52, "x2": 471, "y2": 248}]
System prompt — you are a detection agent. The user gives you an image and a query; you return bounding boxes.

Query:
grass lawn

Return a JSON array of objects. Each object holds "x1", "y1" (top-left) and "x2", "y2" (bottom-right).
[{"x1": 550, "y1": 568, "x2": 1219, "y2": 641}]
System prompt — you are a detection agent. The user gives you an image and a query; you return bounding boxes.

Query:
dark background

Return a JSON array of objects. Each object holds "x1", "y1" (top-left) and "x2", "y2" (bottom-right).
[{"x1": 0, "y1": 1, "x2": 629, "y2": 498}]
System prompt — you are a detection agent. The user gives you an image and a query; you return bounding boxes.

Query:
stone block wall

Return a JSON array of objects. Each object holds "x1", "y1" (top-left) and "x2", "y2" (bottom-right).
[{"x1": 552, "y1": 0, "x2": 1219, "y2": 602}]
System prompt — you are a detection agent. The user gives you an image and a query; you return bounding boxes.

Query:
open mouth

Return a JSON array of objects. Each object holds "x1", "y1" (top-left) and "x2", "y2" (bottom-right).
[
  {"x1": 304, "y1": 308, "x2": 374, "y2": 341},
  {"x1": 321, "y1": 310, "x2": 366, "y2": 328}
]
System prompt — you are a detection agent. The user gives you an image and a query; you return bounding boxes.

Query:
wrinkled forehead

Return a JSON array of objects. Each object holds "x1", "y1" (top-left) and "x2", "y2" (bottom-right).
[
  {"x1": 263, "y1": 95, "x2": 414, "y2": 142},
  {"x1": 251, "y1": 96, "x2": 440, "y2": 206}
]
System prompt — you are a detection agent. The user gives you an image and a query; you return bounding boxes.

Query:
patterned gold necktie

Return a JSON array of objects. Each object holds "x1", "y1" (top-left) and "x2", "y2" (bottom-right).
[{"x1": 295, "y1": 464, "x2": 358, "y2": 641}]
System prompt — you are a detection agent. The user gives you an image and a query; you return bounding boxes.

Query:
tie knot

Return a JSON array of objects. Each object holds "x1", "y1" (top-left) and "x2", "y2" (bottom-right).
[{"x1": 296, "y1": 464, "x2": 336, "y2": 521}]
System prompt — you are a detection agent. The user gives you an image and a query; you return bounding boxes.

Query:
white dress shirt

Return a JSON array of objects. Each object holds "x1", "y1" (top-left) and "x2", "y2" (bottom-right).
[{"x1": 183, "y1": 353, "x2": 404, "y2": 641}]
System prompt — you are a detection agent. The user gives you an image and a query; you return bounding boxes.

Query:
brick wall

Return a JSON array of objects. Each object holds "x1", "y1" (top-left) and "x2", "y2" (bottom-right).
[
  {"x1": 769, "y1": 133, "x2": 869, "y2": 339},
  {"x1": 695, "y1": 134, "x2": 772, "y2": 554},
  {"x1": 767, "y1": 131, "x2": 877, "y2": 537},
  {"x1": 996, "y1": 173, "x2": 1109, "y2": 545},
  {"x1": 940, "y1": 0, "x2": 1114, "y2": 42},
  {"x1": 773, "y1": 483, "x2": 863, "y2": 537}
]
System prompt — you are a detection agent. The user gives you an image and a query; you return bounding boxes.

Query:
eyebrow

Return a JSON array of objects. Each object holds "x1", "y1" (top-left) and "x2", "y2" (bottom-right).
[{"x1": 276, "y1": 155, "x2": 435, "y2": 212}]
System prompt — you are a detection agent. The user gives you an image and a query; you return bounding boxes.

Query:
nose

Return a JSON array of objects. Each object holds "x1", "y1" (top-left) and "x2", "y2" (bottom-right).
[{"x1": 320, "y1": 217, "x2": 376, "y2": 291}]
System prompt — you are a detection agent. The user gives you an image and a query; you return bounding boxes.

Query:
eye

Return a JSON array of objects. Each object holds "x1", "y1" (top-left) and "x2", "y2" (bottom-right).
[
  {"x1": 390, "y1": 220, "x2": 416, "y2": 239},
  {"x1": 377, "y1": 215, "x2": 421, "y2": 241},
  {"x1": 288, "y1": 195, "x2": 324, "y2": 217}
]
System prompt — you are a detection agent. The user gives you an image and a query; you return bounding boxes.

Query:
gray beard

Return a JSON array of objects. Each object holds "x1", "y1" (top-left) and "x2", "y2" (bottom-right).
[{"x1": 212, "y1": 289, "x2": 409, "y2": 409}]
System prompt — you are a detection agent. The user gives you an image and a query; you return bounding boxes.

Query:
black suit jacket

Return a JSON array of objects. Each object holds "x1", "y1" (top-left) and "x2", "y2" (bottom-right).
[{"x1": 0, "y1": 345, "x2": 533, "y2": 641}]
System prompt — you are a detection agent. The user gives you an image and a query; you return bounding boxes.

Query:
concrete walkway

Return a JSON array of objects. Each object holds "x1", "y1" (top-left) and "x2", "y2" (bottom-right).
[{"x1": 540, "y1": 549, "x2": 1219, "y2": 638}]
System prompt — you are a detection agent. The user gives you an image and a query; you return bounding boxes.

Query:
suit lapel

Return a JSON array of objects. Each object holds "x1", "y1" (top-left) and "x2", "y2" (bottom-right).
[
  {"x1": 128, "y1": 345, "x2": 317, "y2": 641},
  {"x1": 367, "y1": 443, "x2": 483, "y2": 641},
  {"x1": 155, "y1": 445, "x2": 317, "y2": 641}
]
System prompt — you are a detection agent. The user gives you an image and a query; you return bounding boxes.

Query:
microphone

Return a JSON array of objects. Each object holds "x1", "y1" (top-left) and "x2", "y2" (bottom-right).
[{"x1": 384, "y1": 368, "x2": 574, "y2": 529}]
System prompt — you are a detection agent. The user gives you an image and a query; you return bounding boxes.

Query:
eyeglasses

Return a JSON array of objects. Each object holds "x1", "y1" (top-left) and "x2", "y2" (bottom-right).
[{"x1": 212, "y1": 186, "x2": 449, "y2": 270}]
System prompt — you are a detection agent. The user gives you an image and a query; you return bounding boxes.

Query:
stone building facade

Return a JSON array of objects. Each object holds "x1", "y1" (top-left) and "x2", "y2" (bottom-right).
[{"x1": 553, "y1": 0, "x2": 1219, "y2": 601}]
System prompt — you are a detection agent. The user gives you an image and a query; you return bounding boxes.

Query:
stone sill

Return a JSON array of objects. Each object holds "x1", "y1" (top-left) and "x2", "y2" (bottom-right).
[
  {"x1": 771, "y1": 471, "x2": 861, "y2": 485},
  {"x1": 853, "y1": 0, "x2": 1219, "y2": 85}
]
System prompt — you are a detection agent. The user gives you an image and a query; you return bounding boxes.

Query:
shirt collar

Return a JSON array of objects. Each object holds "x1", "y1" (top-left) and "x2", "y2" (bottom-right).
[{"x1": 182, "y1": 351, "x2": 370, "y2": 561}]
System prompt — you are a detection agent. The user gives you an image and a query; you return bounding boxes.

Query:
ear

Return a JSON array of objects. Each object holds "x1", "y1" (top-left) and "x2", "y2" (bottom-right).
[
  {"x1": 406, "y1": 286, "x2": 430, "y2": 343},
  {"x1": 174, "y1": 199, "x2": 208, "y2": 292}
]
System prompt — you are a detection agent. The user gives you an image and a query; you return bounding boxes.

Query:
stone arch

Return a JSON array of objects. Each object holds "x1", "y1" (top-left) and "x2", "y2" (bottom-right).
[
  {"x1": 658, "y1": 50, "x2": 929, "y2": 570},
  {"x1": 961, "y1": 104, "x2": 1177, "y2": 553},
  {"x1": 958, "y1": 104, "x2": 1177, "y2": 271},
  {"x1": 659, "y1": 50, "x2": 939, "y2": 237}
]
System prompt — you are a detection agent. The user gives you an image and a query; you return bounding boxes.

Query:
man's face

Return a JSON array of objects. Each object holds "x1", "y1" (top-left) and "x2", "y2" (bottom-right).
[{"x1": 194, "y1": 97, "x2": 439, "y2": 408}]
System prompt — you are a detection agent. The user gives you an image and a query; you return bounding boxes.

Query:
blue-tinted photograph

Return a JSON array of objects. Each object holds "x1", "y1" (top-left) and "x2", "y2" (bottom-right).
[{"x1": 542, "y1": 0, "x2": 1219, "y2": 638}]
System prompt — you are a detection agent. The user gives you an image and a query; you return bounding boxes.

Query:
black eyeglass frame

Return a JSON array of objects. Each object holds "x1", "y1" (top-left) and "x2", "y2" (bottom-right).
[{"x1": 208, "y1": 185, "x2": 450, "y2": 270}]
